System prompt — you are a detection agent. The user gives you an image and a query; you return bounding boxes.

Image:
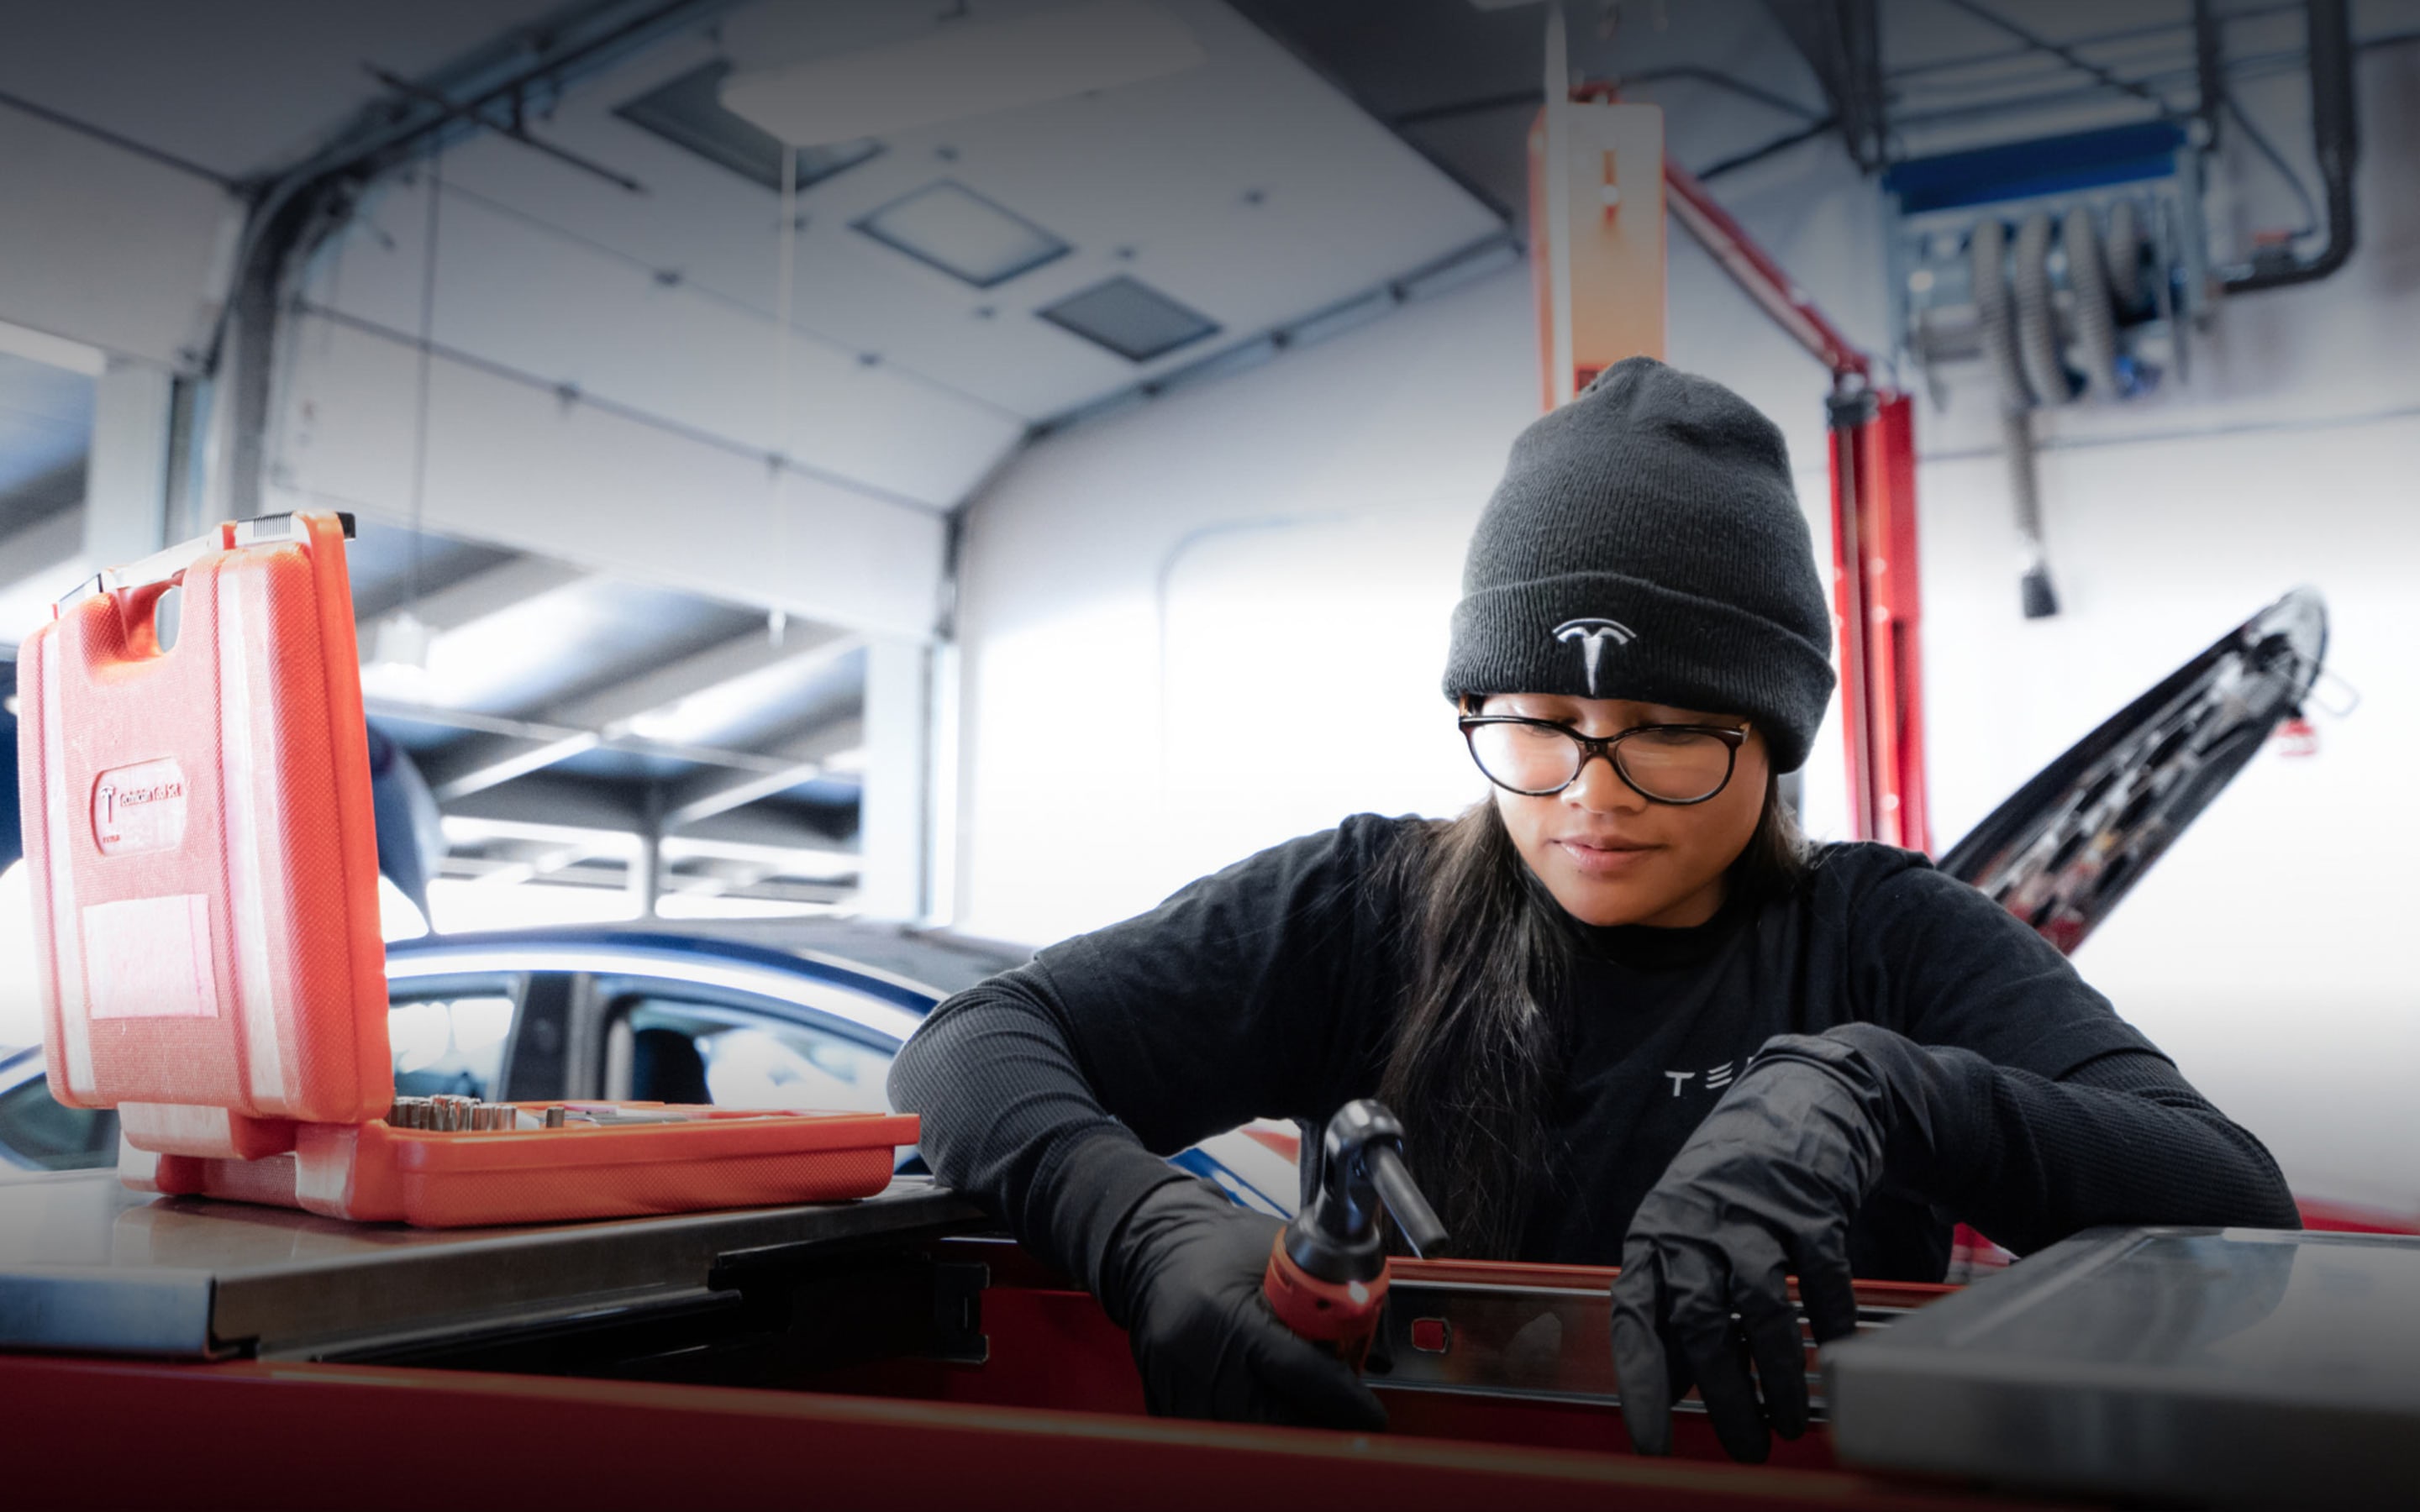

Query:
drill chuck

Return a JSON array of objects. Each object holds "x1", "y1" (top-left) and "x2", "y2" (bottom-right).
[{"x1": 1262, "y1": 1099, "x2": 1448, "y2": 1370}]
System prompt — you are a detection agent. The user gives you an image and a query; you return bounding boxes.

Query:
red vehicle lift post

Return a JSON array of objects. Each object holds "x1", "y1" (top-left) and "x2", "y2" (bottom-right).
[{"x1": 1663, "y1": 160, "x2": 1930, "y2": 852}]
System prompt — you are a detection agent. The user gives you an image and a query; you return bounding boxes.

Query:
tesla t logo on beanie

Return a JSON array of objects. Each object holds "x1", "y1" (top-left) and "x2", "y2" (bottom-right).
[{"x1": 1553, "y1": 618, "x2": 1636, "y2": 695}]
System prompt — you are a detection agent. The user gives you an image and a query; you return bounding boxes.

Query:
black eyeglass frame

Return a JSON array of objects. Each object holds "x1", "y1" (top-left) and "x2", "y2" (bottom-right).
[{"x1": 1457, "y1": 715, "x2": 1749, "y2": 805}]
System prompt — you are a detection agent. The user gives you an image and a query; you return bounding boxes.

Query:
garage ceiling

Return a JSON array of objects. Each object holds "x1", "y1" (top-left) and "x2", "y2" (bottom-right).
[
  {"x1": 0, "y1": 0, "x2": 576, "y2": 185},
  {"x1": 5, "y1": 0, "x2": 2403, "y2": 921},
  {"x1": 288, "y1": 0, "x2": 1507, "y2": 520},
  {"x1": 0, "y1": 0, "x2": 1512, "y2": 920}
]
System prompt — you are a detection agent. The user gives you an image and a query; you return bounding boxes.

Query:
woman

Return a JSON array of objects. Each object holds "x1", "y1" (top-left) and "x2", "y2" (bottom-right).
[{"x1": 888, "y1": 359, "x2": 2297, "y2": 1462}]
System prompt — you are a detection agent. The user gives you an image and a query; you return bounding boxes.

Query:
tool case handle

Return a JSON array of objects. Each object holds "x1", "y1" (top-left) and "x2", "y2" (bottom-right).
[{"x1": 51, "y1": 512, "x2": 355, "y2": 615}]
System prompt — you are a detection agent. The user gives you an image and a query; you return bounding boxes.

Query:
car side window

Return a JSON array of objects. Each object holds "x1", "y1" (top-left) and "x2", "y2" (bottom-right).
[
  {"x1": 0, "y1": 1072, "x2": 117, "y2": 1171},
  {"x1": 388, "y1": 988, "x2": 520, "y2": 1102},
  {"x1": 602, "y1": 994, "x2": 894, "y2": 1116}
]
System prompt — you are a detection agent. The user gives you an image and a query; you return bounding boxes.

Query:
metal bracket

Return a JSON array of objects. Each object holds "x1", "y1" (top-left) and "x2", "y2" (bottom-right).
[
  {"x1": 1366, "y1": 1273, "x2": 1921, "y2": 1415},
  {"x1": 708, "y1": 1242, "x2": 991, "y2": 1370},
  {"x1": 53, "y1": 512, "x2": 355, "y2": 615}
]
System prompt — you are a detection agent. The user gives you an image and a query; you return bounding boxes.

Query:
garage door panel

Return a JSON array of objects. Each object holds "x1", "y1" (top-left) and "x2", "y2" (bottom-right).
[
  {"x1": 275, "y1": 312, "x2": 944, "y2": 642},
  {"x1": 0, "y1": 109, "x2": 238, "y2": 366},
  {"x1": 306, "y1": 173, "x2": 1022, "y2": 510}
]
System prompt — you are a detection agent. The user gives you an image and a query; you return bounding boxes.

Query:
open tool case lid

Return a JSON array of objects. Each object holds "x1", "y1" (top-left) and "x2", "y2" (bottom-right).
[
  {"x1": 18, "y1": 512, "x2": 915, "y2": 1226},
  {"x1": 21, "y1": 512, "x2": 391, "y2": 1157}
]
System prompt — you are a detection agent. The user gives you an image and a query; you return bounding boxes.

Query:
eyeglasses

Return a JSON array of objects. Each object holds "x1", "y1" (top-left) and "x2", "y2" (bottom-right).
[{"x1": 1459, "y1": 716, "x2": 1748, "y2": 805}]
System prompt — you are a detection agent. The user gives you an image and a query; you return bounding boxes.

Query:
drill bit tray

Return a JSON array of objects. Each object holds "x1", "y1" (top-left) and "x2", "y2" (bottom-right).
[{"x1": 122, "y1": 1099, "x2": 921, "y2": 1228}]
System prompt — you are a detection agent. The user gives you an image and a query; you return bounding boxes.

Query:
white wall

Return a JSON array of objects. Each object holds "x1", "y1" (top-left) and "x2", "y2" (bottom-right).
[
  {"x1": 950, "y1": 49, "x2": 2420, "y2": 1213},
  {"x1": 950, "y1": 80, "x2": 1897, "y2": 942},
  {"x1": 952, "y1": 267, "x2": 1542, "y2": 941},
  {"x1": 1912, "y1": 46, "x2": 2420, "y2": 1215}
]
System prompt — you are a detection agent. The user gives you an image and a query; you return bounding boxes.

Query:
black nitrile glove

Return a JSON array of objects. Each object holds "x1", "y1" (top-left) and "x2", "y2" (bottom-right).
[
  {"x1": 1098, "y1": 1177, "x2": 1389, "y2": 1431},
  {"x1": 1609, "y1": 1024, "x2": 1990, "y2": 1463}
]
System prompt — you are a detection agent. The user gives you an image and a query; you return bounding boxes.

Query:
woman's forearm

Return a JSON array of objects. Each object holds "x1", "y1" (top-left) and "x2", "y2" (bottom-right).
[
  {"x1": 888, "y1": 979, "x2": 1185, "y2": 1291},
  {"x1": 1954, "y1": 1049, "x2": 2301, "y2": 1254},
  {"x1": 1818, "y1": 1026, "x2": 2298, "y2": 1256}
]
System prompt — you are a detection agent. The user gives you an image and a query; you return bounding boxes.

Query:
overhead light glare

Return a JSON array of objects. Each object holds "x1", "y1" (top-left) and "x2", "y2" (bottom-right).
[
  {"x1": 721, "y1": 1, "x2": 1204, "y2": 148},
  {"x1": 370, "y1": 608, "x2": 434, "y2": 672},
  {"x1": 615, "y1": 62, "x2": 881, "y2": 193}
]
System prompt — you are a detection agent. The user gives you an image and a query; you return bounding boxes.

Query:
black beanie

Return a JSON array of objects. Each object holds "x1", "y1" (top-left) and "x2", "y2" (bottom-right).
[{"x1": 1443, "y1": 357, "x2": 1835, "y2": 774}]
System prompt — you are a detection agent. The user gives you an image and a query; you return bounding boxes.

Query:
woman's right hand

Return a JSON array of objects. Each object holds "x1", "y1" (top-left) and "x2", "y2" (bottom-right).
[{"x1": 1103, "y1": 1179, "x2": 1388, "y2": 1430}]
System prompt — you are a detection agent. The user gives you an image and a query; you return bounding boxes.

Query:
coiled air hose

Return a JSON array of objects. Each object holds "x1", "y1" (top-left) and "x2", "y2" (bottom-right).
[
  {"x1": 1970, "y1": 218, "x2": 2060, "y2": 619},
  {"x1": 2104, "y1": 198, "x2": 2144, "y2": 314},
  {"x1": 2063, "y1": 206, "x2": 2121, "y2": 400},
  {"x1": 2012, "y1": 211, "x2": 2077, "y2": 408}
]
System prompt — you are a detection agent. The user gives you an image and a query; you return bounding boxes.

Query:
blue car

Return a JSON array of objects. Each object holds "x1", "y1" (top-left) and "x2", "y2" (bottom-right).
[{"x1": 0, "y1": 923, "x2": 1306, "y2": 1214}]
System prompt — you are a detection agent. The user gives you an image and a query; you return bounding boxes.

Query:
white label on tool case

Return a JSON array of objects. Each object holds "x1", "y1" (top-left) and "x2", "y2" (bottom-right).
[
  {"x1": 92, "y1": 759, "x2": 188, "y2": 855},
  {"x1": 82, "y1": 894, "x2": 218, "y2": 1020}
]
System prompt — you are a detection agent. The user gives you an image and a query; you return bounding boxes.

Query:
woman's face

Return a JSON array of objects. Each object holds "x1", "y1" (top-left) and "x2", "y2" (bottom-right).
[{"x1": 1478, "y1": 692, "x2": 1770, "y2": 929}]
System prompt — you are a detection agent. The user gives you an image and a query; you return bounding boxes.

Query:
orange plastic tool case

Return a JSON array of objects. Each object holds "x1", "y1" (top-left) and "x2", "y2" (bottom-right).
[{"x1": 17, "y1": 511, "x2": 915, "y2": 1226}]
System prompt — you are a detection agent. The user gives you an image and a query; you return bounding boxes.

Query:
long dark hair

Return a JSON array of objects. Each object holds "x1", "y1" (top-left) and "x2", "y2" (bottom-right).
[{"x1": 1376, "y1": 774, "x2": 1809, "y2": 1257}]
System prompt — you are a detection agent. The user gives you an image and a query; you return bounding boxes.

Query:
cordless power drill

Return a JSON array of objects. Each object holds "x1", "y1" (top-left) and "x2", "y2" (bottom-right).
[{"x1": 1260, "y1": 1100, "x2": 1449, "y2": 1371}]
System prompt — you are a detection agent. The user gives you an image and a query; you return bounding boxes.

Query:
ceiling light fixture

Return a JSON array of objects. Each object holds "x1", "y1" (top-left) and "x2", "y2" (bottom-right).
[
  {"x1": 1039, "y1": 276, "x2": 1219, "y2": 362},
  {"x1": 721, "y1": 0, "x2": 1204, "y2": 148},
  {"x1": 855, "y1": 181, "x2": 1072, "y2": 287},
  {"x1": 366, "y1": 607, "x2": 434, "y2": 676}
]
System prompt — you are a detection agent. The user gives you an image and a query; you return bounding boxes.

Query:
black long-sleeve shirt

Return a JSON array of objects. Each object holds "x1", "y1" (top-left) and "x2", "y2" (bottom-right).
[{"x1": 889, "y1": 817, "x2": 2298, "y2": 1294}]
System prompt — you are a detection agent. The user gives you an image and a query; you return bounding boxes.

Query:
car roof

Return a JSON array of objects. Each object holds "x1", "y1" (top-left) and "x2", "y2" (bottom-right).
[{"x1": 382, "y1": 919, "x2": 958, "y2": 1016}]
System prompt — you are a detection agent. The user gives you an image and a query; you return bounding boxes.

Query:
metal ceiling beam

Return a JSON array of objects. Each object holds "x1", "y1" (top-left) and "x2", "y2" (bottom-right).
[
  {"x1": 429, "y1": 731, "x2": 601, "y2": 801},
  {"x1": 467, "y1": 838, "x2": 608, "y2": 889},
  {"x1": 439, "y1": 849, "x2": 854, "y2": 905},
  {"x1": 443, "y1": 799, "x2": 858, "y2": 874},
  {"x1": 363, "y1": 555, "x2": 590, "y2": 637},
  {"x1": 440, "y1": 780, "x2": 646, "y2": 836},
  {"x1": 551, "y1": 625, "x2": 856, "y2": 732},
  {"x1": 662, "y1": 717, "x2": 865, "y2": 832},
  {"x1": 659, "y1": 827, "x2": 859, "y2": 878},
  {"x1": 1760, "y1": 0, "x2": 1887, "y2": 171},
  {"x1": 424, "y1": 625, "x2": 860, "y2": 801},
  {"x1": 366, "y1": 696, "x2": 833, "y2": 777},
  {"x1": 1927, "y1": 0, "x2": 2181, "y2": 120}
]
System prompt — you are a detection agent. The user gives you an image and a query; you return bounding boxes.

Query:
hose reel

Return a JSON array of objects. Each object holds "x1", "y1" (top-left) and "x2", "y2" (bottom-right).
[{"x1": 1889, "y1": 123, "x2": 2207, "y2": 622}]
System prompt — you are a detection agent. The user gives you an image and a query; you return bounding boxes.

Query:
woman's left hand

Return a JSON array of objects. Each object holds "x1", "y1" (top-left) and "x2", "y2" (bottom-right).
[{"x1": 1607, "y1": 1032, "x2": 1897, "y2": 1463}]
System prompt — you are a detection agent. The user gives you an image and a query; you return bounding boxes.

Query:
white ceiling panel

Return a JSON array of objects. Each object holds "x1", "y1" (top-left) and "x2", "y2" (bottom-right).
[
  {"x1": 274, "y1": 311, "x2": 946, "y2": 642},
  {"x1": 723, "y1": 1, "x2": 1209, "y2": 146},
  {"x1": 389, "y1": 0, "x2": 1502, "y2": 426},
  {"x1": 0, "y1": 0, "x2": 571, "y2": 181},
  {"x1": 311, "y1": 169, "x2": 1024, "y2": 507},
  {"x1": 0, "y1": 108, "x2": 239, "y2": 367}
]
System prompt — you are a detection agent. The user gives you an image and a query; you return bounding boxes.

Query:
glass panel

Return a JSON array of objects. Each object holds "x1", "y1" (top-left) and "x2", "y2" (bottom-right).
[
  {"x1": 855, "y1": 181, "x2": 1071, "y2": 288},
  {"x1": 618, "y1": 998, "x2": 894, "y2": 1115},
  {"x1": 389, "y1": 995, "x2": 518, "y2": 1100},
  {"x1": 0, "y1": 1074, "x2": 118, "y2": 1171}
]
